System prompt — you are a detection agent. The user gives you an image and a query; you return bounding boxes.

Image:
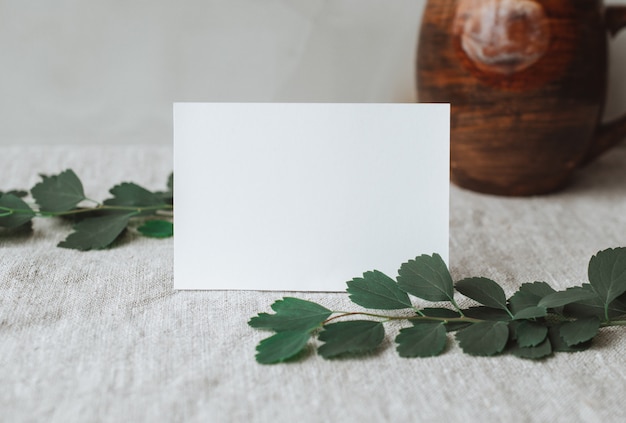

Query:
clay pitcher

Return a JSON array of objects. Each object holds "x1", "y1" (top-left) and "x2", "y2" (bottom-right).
[{"x1": 417, "y1": 0, "x2": 626, "y2": 195}]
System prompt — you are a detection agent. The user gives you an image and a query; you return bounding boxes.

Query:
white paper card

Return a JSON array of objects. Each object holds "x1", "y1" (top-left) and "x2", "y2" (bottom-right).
[{"x1": 174, "y1": 103, "x2": 449, "y2": 291}]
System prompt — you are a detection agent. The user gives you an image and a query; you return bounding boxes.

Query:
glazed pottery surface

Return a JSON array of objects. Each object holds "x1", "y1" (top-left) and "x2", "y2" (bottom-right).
[{"x1": 418, "y1": 0, "x2": 626, "y2": 195}]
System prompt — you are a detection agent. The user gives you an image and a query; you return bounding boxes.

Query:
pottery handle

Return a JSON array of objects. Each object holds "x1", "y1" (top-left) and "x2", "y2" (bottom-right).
[{"x1": 584, "y1": 6, "x2": 626, "y2": 165}]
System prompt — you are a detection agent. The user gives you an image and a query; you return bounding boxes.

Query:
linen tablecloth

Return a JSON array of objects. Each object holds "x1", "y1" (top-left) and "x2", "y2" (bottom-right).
[{"x1": 2, "y1": 144, "x2": 626, "y2": 422}]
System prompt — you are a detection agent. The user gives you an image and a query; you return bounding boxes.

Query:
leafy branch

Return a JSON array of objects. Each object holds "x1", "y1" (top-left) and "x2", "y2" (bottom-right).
[
  {"x1": 249, "y1": 249, "x2": 626, "y2": 364},
  {"x1": 0, "y1": 169, "x2": 173, "y2": 250}
]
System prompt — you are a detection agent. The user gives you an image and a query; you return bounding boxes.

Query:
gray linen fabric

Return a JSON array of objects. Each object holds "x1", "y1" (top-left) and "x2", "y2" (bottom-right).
[{"x1": 2, "y1": 144, "x2": 626, "y2": 423}]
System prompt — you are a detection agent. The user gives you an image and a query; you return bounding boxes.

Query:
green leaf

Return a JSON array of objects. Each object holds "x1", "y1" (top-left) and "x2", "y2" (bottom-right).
[
  {"x1": 0, "y1": 190, "x2": 28, "y2": 198},
  {"x1": 455, "y1": 277, "x2": 509, "y2": 311},
  {"x1": 537, "y1": 287, "x2": 599, "y2": 309},
  {"x1": 318, "y1": 320, "x2": 385, "y2": 358},
  {"x1": 565, "y1": 285, "x2": 626, "y2": 319},
  {"x1": 463, "y1": 306, "x2": 511, "y2": 321},
  {"x1": 0, "y1": 194, "x2": 35, "y2": 228},
  {"x1": 346, "y1": 270, "x2": 412, "y2": 310},
  {"x1": 455, "y1": 321, "x2": 509, "y2": 356},
  {"x1": 137, "y1": 220, "x2": 173, "y2": 238},
  {"x1": 57, "y1": 213, "x2": 133, "y2": 250},
  {"x1": 514, "y1": 321, "x2": 548, "y2": 347},
  {"x1": 31, "y1": 169, "x2": 86, "y2": 212},
  {"x1": 248, "y1": 297, "x2": 332, "y2": 332},
  {"x1": 509, "y1": 282, "x2": 556, "y2": 314},
  {"x1": 508, "y1": 282, "x2": 556, "y2": 314},
  {"x1": 104, "y1": 182, "x2": 165, "y2": 215},
  {"x1": 397, "y1": 253, "x2": 454, "y2": 302},
  {"x1": 559, "y1": 317, "x2": 600, "y2": 346},
  {"x1": 513, "y1": 306, "x2": 548, "y2": 320},
  {"x1": 155, "y1": 173, "x2": 174, "y2": 204},
  {"x1": 396, "y1": 322, "x2": 447, "y2": 358},
  {"x1": 547, "y1": 325, "x2": 592, "y2": 353},
  {"x1": 444, "y1": 322, "x2": 473, "y2": 332},
  {"x1": 509, "y1": 338, "x2": 552, "y2": 360},
  {"x1": 421, "y1": 308, "x2": 461, "y2": 318},
  {"x1": 255, "y1": 331, "x2": 311, "y2": 364},
  {"x1": 588, "y1": 247, "x2": 626, "y2": 307}
]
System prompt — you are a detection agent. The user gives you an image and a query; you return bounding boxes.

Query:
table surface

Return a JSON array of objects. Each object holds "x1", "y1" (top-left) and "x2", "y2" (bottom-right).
[{"x1": 2, "y1": 144, "x2": 626, "y2": 422}]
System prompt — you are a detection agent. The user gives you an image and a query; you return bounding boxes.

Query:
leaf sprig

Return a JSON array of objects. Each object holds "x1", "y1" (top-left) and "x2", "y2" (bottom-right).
[
  {"x1": 249, "y1": 249, "x2": 626, "y2": 364},
  {"x1": 0, "y1": 169, "x2": 173, "y2": 250}
]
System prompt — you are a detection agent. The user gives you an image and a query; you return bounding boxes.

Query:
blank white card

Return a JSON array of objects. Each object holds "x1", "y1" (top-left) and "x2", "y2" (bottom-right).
[{"x1": 174, "y1": 103, "x2": 449, "y2": 291}]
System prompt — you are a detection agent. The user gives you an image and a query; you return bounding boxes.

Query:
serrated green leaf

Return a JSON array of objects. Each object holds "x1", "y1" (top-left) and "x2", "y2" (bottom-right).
[
  {"x1": 455, "y1": 277, "x2": 509, "y2": 311},
  {"x1": 255, "y1": 330, "x2": 311, "y2": 364},
  {"x1": 248, "y1": 297, "x2": 332, "y2": 332},
  {"x1": 547, "y1": 325, "x2": 592, "y2": 353},
  {"x1": 137, "y1": 220, "x2": 173, "y2": 238},
  {"x1": 565, "y1": 285, "x2": 626, "y2": 319},
  {"x1": 463, "y1": 306, "x2": 512, "y2": 321},
  {"x1": 588, "y1": 247, "x2": 626, "y2": 307},
  {"x1": 0, "y1": 194, "x2": 35, "y2": 228},
  {"x1": 30, "y1": 169, "x2": 86, "y2": 212},
  {"x1": 537, "y1": 287, "x2": 599, "y2": 309},
  {"x1": 103, "y1": 182, "x2": 165, "y2": 215},
  {"x1": 508, "y1": 282, "x2": 556, "y2": 314},
  {"x1": 57, "y1": 213, "x2": 132, "y2": 250},
  {"x1": 513, "y1": 306, "x2": 547, "y2": 320},
  {"x1": 509, "y1": 338, "x2": 552, "y2": 360},
  {"x1": 396, "y1": 322, "x2": 447, "y2": 358},
  {"x1": 0, "y1": 190, "x2": 28, "y2": 198},
  {"x1": 559, "y1": 317, "x2": 600, "y2": 346},
  {"x1": 514, "y1": 321, "x2": 548, "y2": 347},
  {"x1": 455, "y1": 321, "x2": 509, "y2": 356},
  {"x1": 346, "y1": 270, "x2": 412, "y2": 310},
  {"x1": 318, "y1": 320, "x2": 384, "y2": 358},
  {"x1": 397, "y1": 253, "x2": 454, "y2": 302}
]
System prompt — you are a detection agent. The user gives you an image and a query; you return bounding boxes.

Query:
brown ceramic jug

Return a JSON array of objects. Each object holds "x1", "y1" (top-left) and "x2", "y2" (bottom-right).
[{"x1": 417, "y1": 0, "x2": 626, "y2": 195}]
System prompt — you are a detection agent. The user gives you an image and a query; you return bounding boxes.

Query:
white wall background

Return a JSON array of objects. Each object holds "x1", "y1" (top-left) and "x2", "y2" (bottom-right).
[{"x1": 1, "y1": 0, "x2": 625, "y2": 145}]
